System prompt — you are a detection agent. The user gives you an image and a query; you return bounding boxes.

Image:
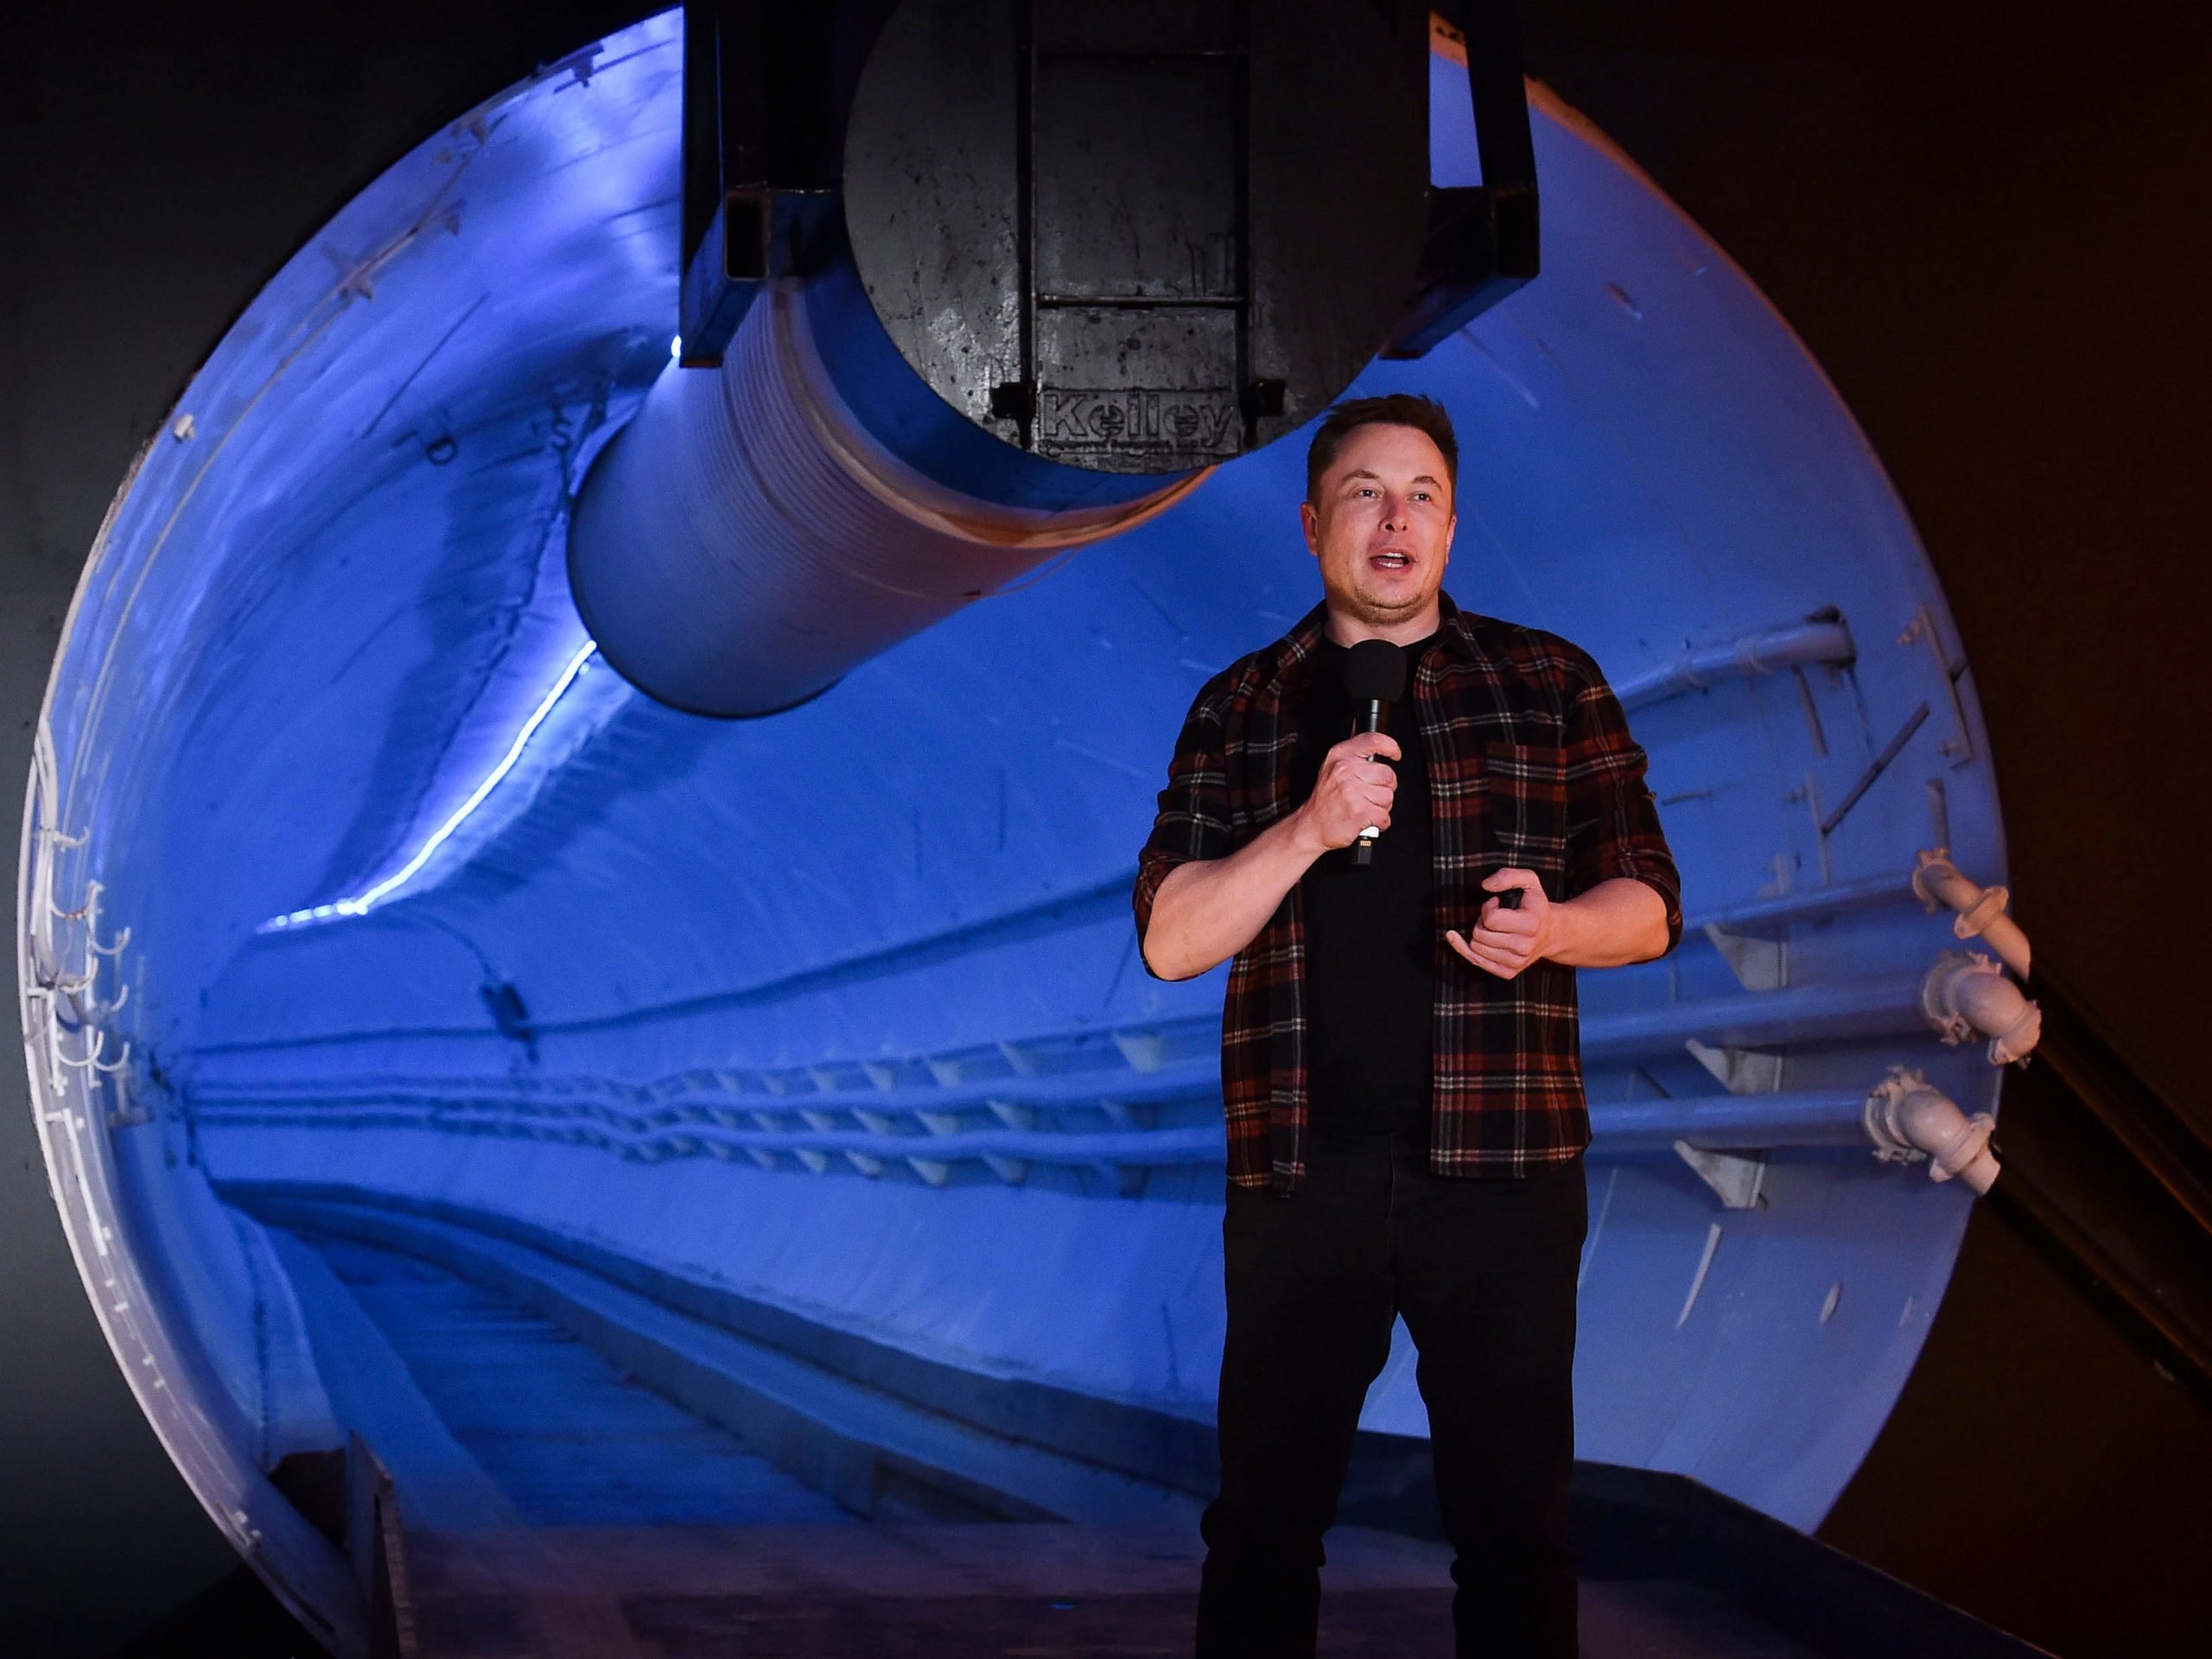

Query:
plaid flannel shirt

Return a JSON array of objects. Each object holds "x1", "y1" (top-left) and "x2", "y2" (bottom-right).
[{"x1": 1134, "y1": 593, "x2": 1682, "y2": 1192}]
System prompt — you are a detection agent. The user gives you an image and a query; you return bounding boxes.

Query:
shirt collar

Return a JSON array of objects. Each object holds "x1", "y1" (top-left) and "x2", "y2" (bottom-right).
[{"x1": 1268, "y1": 589, "x2": 1477, "y2": 689}]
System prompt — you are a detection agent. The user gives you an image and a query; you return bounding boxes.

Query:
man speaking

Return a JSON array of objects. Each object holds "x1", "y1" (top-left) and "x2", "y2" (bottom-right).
[{"x1": 1133, "y1": 394, "x2": 1682, "y2": 1658}]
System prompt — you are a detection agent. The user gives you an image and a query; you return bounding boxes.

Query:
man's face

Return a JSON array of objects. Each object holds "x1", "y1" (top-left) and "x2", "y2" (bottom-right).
[{"x1": 1300, "y1": 422, "x2": 1457, "y2": 633}]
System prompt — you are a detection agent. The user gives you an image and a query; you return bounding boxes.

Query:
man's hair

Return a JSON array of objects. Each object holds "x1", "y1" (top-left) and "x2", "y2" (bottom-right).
[{"x1": 1303, "y1": 393, "x2": 1459, "y2": 505}]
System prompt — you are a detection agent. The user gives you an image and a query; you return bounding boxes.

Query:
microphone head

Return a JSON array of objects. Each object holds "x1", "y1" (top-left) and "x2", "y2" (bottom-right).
[{"x1": 1342, "y1": 638, "x2": 1408, "y2": 703}]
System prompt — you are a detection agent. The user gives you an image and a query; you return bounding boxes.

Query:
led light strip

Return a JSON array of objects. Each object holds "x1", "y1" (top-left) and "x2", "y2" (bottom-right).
[{"x1": 262, "y1": 639, "x2": 599, "y2": 931}]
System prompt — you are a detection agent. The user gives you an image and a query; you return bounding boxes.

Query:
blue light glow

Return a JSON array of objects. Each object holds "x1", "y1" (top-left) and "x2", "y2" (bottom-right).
[
  {"x1": 261, "y1": 639, "x2": 600, "y2": 931},
  {"x1": 31, "y1": 16, "x2": 2011, "y2": 1617}
]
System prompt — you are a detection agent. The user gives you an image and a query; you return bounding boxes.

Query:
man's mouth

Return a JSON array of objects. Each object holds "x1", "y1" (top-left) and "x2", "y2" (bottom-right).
[{"x1": 1370, "y1": 549, "x2": 1413, "y2": 571}]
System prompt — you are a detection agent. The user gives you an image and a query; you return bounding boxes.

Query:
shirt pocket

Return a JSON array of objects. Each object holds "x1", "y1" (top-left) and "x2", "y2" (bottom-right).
[{"x1": 1482, "y1": 740, "x2": 1571, "y2": 889}]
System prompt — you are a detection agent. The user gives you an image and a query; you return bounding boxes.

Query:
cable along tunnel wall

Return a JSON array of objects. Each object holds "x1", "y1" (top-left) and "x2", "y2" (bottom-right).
[{"x1": 19, "y1": 10, "x2": 2011, "y2": 1644}]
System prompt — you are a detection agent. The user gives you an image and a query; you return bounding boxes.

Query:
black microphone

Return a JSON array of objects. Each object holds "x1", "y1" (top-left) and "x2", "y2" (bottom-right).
[{"x1": 1342, "y1": 639, "x2": 1408, "y2": 867}]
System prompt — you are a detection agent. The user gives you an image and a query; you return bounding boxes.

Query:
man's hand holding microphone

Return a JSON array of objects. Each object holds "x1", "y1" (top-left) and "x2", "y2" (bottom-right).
[{"x1": 1297, "y1": 730, "x2": 1402, "y2": 853}]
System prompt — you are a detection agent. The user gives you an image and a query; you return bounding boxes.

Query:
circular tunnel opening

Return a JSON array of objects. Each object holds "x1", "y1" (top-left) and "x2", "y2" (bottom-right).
[{"x1": 16, "y1": 10, "x2": 2018, "y2": 1648}]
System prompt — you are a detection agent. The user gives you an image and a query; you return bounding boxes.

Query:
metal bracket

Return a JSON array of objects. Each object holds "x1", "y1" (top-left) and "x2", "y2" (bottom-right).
[
  {"x1": 678, "y1": 1, "x2": 847, "y2": 366},
  {"x1": 34, "y1": 956, "x2": 96, "y2": 996},
  {"x1": 1112, "y1": 1029, "x2": 1167, "y2": 1073},
  {"x1": 57, "y1": 1026, "x2": 130, "y2": 1075},
  {"x1": 1685, "y1": 1038, "x2": 1784, "y2": 1096},
  {"x1": 49, "y1": 877, "x2": 103, "y2": 922},
  {"x1": 1382, "y1": 6, "x2": 1541, "y2": 356},
  {"x1": 1897, "y1": 604, "x2": 1976, "y2": 766},
  {"x1": 1675, "y1": 1141, "x2": 1769, "y2": 1210},
  {"x1": 1702, "y1": 922, "x2": 1786, "y2": 993},
  {"x1": 1095, "y1": 1162, "x2": 1147, "y2": 1200}
]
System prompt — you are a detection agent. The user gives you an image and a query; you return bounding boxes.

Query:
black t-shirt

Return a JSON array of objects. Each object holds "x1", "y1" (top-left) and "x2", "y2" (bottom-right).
[{"x1": 1291, "y1": 632, "x2": 1440, "y2": 1138}]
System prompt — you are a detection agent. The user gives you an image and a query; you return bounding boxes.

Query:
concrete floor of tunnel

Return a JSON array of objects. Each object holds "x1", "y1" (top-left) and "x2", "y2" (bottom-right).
[
  {"x1": 277, "y1": 1228, "x2": 1827, "y2": 1658},
  {"x1": 296, "y1": 1230, "x2": 858, "y2": 1529}
]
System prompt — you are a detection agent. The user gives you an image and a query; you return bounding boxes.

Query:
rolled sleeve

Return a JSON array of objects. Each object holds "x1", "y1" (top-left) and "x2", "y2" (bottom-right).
[
  {"x1": 1133, "y1": 691, "x2": 1236, "y2": 972},
  {"x1": 1561, "y1": 658, "x2": 1684, "y2": 954}
]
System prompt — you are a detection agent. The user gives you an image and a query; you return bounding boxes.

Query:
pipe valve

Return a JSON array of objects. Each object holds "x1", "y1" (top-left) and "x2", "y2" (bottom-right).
[
  {"x1": 1864, "y1": 1067, "x2": 2000, "y2": 1195},
  {"x1": 1921, "y1": 950, "x2": 2042, "y2": 1065},
  {"x1": 1913, "y1": 849, "x2": 2031, "y2": 979}
]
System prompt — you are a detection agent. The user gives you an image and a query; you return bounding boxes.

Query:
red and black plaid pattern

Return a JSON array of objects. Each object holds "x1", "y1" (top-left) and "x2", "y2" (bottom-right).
[{"x1": 1135, "y1": 593, "x2": 1682, "y2": 1191}]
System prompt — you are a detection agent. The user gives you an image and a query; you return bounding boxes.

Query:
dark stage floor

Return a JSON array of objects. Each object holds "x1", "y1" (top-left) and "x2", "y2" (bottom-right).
[
  {"x1": 392, "y1": 1521, "x2": 1823, "y2": 1659},
  {"x1": 112, "y1": 1227, "x2": 2034, "y2": 1658}
]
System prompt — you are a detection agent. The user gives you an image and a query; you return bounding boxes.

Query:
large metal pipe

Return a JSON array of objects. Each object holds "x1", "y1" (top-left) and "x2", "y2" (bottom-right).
[
  {"x1": 565, "y1": 0, "x2": 1501, "y2": 717},
  {"x1": 567, "y1": 284, "x2": 1202, "y2": 716}
]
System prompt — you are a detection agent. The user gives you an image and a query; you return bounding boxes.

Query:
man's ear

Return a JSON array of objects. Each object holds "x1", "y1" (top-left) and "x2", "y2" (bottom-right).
[{"x1": 1300, "y1": 499, "x2": 1321, "y2": 558}]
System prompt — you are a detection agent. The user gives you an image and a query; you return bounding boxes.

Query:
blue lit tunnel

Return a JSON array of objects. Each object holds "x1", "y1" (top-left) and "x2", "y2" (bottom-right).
[{"x1": 18, "y1": 12, "x2": 2016, "y2": 1650}]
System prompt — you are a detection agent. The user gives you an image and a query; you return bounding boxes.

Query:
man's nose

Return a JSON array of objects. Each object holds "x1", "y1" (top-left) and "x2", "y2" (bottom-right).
[{"x1": 1382, "y1": 493, "x2": 1412, "y2": 530}]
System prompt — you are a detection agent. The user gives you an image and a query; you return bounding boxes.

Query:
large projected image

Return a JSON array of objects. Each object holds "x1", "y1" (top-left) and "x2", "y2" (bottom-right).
[{"x1": 18, "y1": 8, "x2": 2031, "y2": 1652}]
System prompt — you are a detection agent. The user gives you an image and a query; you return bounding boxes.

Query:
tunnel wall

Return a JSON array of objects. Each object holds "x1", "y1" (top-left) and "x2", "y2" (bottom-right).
[{"x1": 22, "y1": 11, "x2": 2007, "y2": 1599}]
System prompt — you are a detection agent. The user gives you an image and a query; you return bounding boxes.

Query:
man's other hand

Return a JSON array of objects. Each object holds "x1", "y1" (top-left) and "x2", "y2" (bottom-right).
[{"x1": 1446, "y1": 867, "x2": 1549, "y2": 979}]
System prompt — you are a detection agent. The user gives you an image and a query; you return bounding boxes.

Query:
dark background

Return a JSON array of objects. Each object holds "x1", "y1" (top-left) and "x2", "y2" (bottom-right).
[{"x1": 3, "y1": 3, "x2": 2207, "y2": 1655}]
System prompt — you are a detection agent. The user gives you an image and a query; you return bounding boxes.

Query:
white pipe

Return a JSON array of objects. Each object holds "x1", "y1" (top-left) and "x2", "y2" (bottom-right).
[
  {"x1": 1921, "y1": 950, "x2": 2042, "y2": 1065},
  {"x1": 1863, "y1": 1068, "x2": 2000, "y2": 1195},
  {"x1": 1913, "y1": 849, "x2": 2031, "y2": 979},
  {"x1": 1614, "y1": 617, "x2": 1855, "y2": 712}
]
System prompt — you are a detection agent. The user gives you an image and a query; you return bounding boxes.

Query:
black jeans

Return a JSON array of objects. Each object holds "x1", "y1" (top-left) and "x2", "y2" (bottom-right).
[{"x1": 1196, "y1": 1129, "x2": 1588, "y2": 1659}]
